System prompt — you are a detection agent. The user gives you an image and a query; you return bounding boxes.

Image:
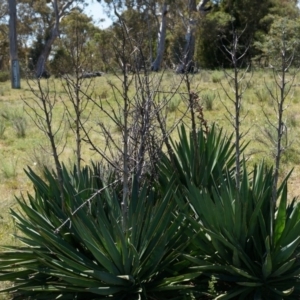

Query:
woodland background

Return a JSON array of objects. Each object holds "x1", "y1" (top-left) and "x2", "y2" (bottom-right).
[{"x1": 0, "y1": 0, "x2": 299, "y2": 78}]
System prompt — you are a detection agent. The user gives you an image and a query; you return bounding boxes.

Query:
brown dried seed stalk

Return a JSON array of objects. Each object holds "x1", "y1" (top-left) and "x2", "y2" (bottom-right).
[{"x1": 189, "y1": 91, "x2": 209, "y2": 135}]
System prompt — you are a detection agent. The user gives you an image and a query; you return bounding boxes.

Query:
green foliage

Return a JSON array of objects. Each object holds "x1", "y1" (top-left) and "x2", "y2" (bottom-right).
[
  {"x1": 167, "y1": 96, "x2": 181, "y2": 113},
  {"x1": 28, "y1": 34, "x2": 46, "y2": 71},
  {"x1": 0, "y1": 108, "x2": 27, "y2": 138},
  {"x1": 179, "y1": 164, "x2": 300, "y2": 299},
  {"x1": 0, "y1": 119, "x2": 5, "y2": 139},
  {"x1": 211, "y1": 71, "x2": 224, "y2": 83},
  {"x1": 254, "y1": 17, "x2": 300, "y2": 67},
  {"x1": 49, "y1": 48, "x2": 73, "y2": 77},
  {"x1": 221, "y1": 0, "x2": 272, "y2": 33},
  {"x1": 58, "y1": 9, "x2": 102, "y2": 73},
  {"x1": 158, "y1": 124, "x2": 300, "y2": 299},
  {"x1": 0, "y1": 164, "x2": 197, "y2": 299},
  {"x1": 202, "y1": 92, "x2": 216, "y2": 111},
  {"x1": 194, "y1": 11, "x2": 232, "y2": 68},
  {"x1": 0, "y1": 157, "x2": 18, "y2": 179},
  {"x1": 255, "y1": 88, "x2": 269, "y2": 103},
  {"x1": 12, "y1": 116, "x2": 27, "y2": 138},
  {"x1": 92, "y1": 29, "x2": 118, "y2": 72},
  {"x1": 111, "y1": 8, "x2": 156, "y2": 70},
  {"x1": 159, "y1": 124, "x2": 237, "y2": 192},
  {"x1": 165, "y1": 24, "x2": 186, "y2": 66},
  {"x1": 194, "y1": 0, "x2": 299, "y2": 68},
  {"x1": 1, "y1": 107, "x2": 300, "y2": 299},
  {"x1": 0, "y1": 71, "x2": 10, "y2": 83}
]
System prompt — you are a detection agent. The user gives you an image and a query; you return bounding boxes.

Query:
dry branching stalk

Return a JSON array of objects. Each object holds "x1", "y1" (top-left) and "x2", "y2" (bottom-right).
[
  {"x1": 77, "y1": 11, "x2": 189, "y2": 229},
  {"x1": 23, "y1": 78, "x2": 66, "y2": 208},
  {"x1": 257, "y1": 22, "x2": 298, "y2": 240},
  {"x1": 219, "y1": 24, "x2": 252, "y2": 192}
]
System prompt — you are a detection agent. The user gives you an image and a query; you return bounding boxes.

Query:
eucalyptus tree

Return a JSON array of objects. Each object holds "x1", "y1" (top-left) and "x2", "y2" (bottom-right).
[
  {"x1": 175, "y1": 0, "x2": 213, "y2": 73},
  {"x1": 151, "y1": 1, "x2": 168, "y2": 71},
  {"x1": 0, "y1": 0, "x2": 35, "y2": 72},
  {"x1": 160, "y1": 0, "x2": 299, "y2": 71},
  {"x1": 34, "y1": 0, "x2": 89, "y2": 78},
  {"x1": 17, "y1": 0, "x2": 53, "y2": 69},
  {"x1": 50, "y1": 9, "x2": 100, "y2": 75},
  {"x1": 0, "y1": 1, "x2": 9, "y2": 70},
  {"x1": 17, "y1": 0, "x2": 87, "y2": 77},
  {"x1": 0, "y1": 0, "x2": 6, "y2": 17},
  {"x1": 191, "y1": 0, "x2": 299, "y2": 68},
  {"x1": 97, "y1": 0, "x2": 214, "y2": 72},
  {"x1": 98, "y1": 0, "x2": 158, "y2": 70},
  {"x1": 102, "y1": 0, "x2": 169, "y2": 72}
]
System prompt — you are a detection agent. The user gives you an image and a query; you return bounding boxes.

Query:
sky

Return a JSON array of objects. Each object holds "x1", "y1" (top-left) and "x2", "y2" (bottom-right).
[{"x1": 84, "y1": 1, "x2": 113, "y2": 29}]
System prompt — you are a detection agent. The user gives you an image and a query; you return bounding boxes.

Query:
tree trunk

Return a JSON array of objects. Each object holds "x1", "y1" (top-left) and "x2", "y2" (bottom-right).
[
  {"x1": 176, "y1": 23, "x2": 196, "y2": 73},
  {"x1": 176, "y1": 0, "x2": 211, "y2": 74},
  {"x1": 196, "y1": 0, "x2": 211, "y2": 12},
  {"x1": 35, "y1": 0, "x2": 74, "y2": 78},
  {"x1": 8, "y1": 0, "x2": 20, "y2": 88},
  {"x1": 35, "y1": 26, "x2": 59, "y2": 78},
  {"x1": 151, "y1": 3, "x2": 168, "y2": 71}
]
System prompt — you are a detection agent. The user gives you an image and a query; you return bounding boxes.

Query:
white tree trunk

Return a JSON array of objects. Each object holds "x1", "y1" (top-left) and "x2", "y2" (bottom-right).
[
  {"x1": 176, "y1": 0, "x2": 211, "y2": 73},
  {"x1": 176, "y1": 24, "x2": 196, "y2": 73},
  {"x1": 197, "y1": 0, "x2": 211, "y2": 12},
  {"x1": 151, "y1": 3, "x2": 168, "y2": 71}
]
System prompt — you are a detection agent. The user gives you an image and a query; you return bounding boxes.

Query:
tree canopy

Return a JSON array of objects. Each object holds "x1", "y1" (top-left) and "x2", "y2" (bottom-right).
[{"x1": 2, "y1": 0, "x2": 300, "y2": 76}]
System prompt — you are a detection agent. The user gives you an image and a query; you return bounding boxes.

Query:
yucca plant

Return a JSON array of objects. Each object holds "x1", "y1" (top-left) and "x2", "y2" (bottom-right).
[
  {"x1": 180, "y1": 163, "x2": 300, "y2": 299},
  {"x1": 0, "y1": 164, "x2": 198, "y2": 299},
  {"x1": 159, "y1": 124, "x2": 240, "y2": 193}
]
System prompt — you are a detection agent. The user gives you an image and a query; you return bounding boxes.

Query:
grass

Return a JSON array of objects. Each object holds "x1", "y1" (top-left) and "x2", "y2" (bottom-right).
[
  {"x1": 167, "y1": 95, "x2": 181, "y2": 112},
  {"x1": 202, "y1": 91, "x2": 216, "y2": 110},
  {"x1": 0, "y1": 120, "x2": 5, "y2": 139},
  {"x1": 211, "y1": 70, "x2": 224, "y2": 83},
  {"x1": 1, "y1": 70, "x2": 299, "y2": 186},
  {"x1": 1, "y1": 69, "x2": 300, "y2": 292},
  {"x1": 0, "y1": 156, "x2": 18, "y2": 179}
]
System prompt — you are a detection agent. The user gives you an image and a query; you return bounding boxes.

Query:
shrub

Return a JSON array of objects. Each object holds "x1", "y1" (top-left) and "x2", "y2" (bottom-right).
[
  {"x1": 1, "y1": 108, "x2": 27, "y2": 138},
  {"x1": 0, "y1": 120, "x2": 5, "y2": 139},
  {"x1": 255, "y1": 88, "x2": 269, "y2": 103},
  {"x1": 0, "y1": 157, "x2": 18, "y2": 179},
  {"x1": 159, "y1": 124, "x2": 237, "y2": 192},
  {"x1": 200, "y1": 70, "x2": 210, "y2": 83},
  {"x1": 0, "y1": 71, "x2": 10, "y2": 83},
  {"x1": 211, "y1": 71, "x2": 224, "y2": 83},
  {"x1": 12, "y1": 114, "x2": 27, "y2": 138},
  {"x1": 2, "y1": 124, "x2": 300, "y2": 299},
  {"x1": 159, "y1": 125, "x2": 300, "y2": 299},
  {"x1": 287, "y1": 113, "x2": 297, "y2": 128},
  {"x1": 167, "y1": 96, "x2": 181, "y2": 113},
  {"x1": 0, "y1": 164, "x2": 197, "y2": 299},
  {"x1": 202, "y1": 92, "x2": 216, "y2": 111},
  {"x1": 179, "y1": 164, "x2": 300, "y2": 299}
]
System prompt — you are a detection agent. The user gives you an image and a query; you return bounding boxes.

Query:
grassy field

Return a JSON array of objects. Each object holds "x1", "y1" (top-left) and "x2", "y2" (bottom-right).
[{"x1": 0, "y1": 69, "x2": 300, "y2": 296}]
